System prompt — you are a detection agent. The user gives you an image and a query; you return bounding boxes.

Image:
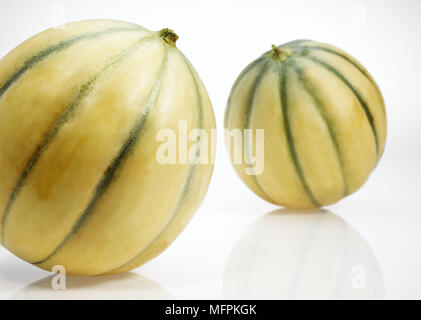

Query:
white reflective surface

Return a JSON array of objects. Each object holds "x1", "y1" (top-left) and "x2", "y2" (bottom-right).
[
  {"x1": 11, "y1": 273, "x2": 173, "y2": 300},
  {"x1": 1, "y1": 192, "x2": 420, "y2": 300},
  {"x1": 224, "y1": 210, "x2": 384, "y2": 299}
]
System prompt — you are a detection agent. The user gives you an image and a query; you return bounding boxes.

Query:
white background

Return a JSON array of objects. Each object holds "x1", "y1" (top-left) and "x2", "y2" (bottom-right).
[{"x1": 0, "y1": 0, "x2": 420, "y2": 299}]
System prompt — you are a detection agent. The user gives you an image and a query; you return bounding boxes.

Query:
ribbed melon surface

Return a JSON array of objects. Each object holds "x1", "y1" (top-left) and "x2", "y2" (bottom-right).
[
  {"x1": 225, "y1": 40, "x2": 386, "y2": 208},
  {"x1": 0, "y1": 19, "x2": 216, "y2": 275}
]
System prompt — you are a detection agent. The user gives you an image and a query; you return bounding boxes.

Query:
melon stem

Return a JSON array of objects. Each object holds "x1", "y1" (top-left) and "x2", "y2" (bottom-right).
[
  {"x1": 269, "y1": 45, "x2": 292, "y2": 62},
  {"x1": 159, "y1": 28, "x2": 179, "y2": 47}
]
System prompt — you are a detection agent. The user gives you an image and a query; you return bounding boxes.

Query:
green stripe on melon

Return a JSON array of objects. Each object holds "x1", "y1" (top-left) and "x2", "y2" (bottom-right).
[
  {"x1": 0, "y1": 35, "x2": 157, "y2": 241},
  {"x1": 279, "y1": 62, "x2": 320, "y2": 207},
  {"x1": 0, "y1": 26, "x2": 144, "y2": 99},
  {"x1": 106, "y1": 51, "x2": 207, "y2": 275}
]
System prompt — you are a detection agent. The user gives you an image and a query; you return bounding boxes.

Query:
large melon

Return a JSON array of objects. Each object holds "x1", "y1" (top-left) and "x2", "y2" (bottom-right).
[
  {"x1": 0, "y1": 19, "x2": 216, "y2": 276},
  {"x1": 225, "y1": 40, "x2": 386, "y2": 209}
]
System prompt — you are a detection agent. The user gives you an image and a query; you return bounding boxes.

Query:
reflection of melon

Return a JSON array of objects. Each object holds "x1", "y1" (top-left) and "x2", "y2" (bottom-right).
[
  {"x1": 11, "y1": 273, "x2": 172, "y2": 300},
  {"x1": 224, "y1": 40, "x2": 386, "y2": 208},
  {"x1": 0, "y1": 19, "x2": 215, "y2": 276},
  {"x1": 224, "y1": 210, "x2": 384, "y2": 299}
]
